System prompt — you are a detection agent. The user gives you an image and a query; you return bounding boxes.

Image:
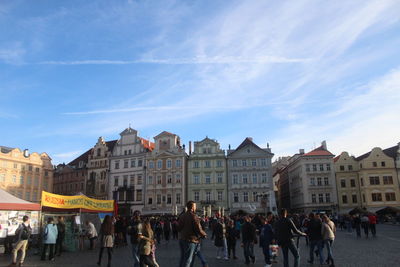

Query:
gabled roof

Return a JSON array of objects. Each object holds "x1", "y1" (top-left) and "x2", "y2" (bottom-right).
[
  {"x1": 155, "y1": 131, "x2": 176, "y2": 138},
  {"x1": 120, "y1": 127, "x2": 137, "y2": 136},
  {"x1": 68, "y1": 149, "x2": 91, "y2": 166},
  {"x1": 356, "y1": 144, "x2": 399, "y2": 161},
  {"x1": 303, "y1": 145, "x2": 334, "y2": 157},
  {"x1": 228, "y1": 137, "x2": 273, "y2": 156},
  {"x1": 106, "y1": 140, "x2": 117, "y2": 151},
  {"x1": 333, "y1": 155, "x2": 340, "y2": 162}
]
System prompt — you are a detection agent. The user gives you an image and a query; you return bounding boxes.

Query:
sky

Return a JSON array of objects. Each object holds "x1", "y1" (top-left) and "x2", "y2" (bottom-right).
[{"x1": 1, "y1": 0, "x2": 400, "y2": 164}]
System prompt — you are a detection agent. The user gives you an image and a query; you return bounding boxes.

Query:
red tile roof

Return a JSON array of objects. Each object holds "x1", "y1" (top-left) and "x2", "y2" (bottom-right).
[
  {"x1": 333, "y1": 155, "x2": 340, "y2": 162},
  {"x1": 303, "y1": 145, "x2": 334, "y2": 157},
  {"x1": 140, "y1": 138, "x2": 155, "y2": 151}
]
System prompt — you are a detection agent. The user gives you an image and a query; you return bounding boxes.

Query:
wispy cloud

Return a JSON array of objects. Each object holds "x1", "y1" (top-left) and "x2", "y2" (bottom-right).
[{"x1": 0, "y1": 43, "x2": 25, "y2": 64}]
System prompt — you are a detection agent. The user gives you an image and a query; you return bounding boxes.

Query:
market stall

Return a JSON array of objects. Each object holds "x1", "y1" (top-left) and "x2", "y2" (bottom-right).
[{"x1": 40, "y1": 191, "x2": 114, "y2": 252}]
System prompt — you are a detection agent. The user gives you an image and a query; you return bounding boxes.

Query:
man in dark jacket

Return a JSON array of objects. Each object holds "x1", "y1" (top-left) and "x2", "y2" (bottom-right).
[
  {"x1": 128, "y1": 210, "x2": 143, "y2": 267},
  {"x1": 178, "y1": 201, "x2": 207, "y2": 267},
  {"x1": 241, "y1": 216, "x2": 257, "y2": 265},
  {"x1": 260, "y1": 213, "x2": 275, "y2": 267},
  {"x1": 275, "y1": 209, "x2": 306, "y2": 267},
  {"x1": 307, "y1": 213, "x2": 324, "y2": 265}
]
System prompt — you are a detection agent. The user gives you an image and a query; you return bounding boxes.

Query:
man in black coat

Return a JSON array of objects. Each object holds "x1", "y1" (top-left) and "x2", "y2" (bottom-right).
[
  {"x1": 241, "y1": 216, "x2": 257, "y2": 265},
  {"x1": 307, "y1": 213, "x2": 324, "y2": 265}
]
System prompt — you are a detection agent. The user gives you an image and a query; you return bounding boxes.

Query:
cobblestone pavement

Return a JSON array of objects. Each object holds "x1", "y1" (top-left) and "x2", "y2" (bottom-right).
[{"x1": 1, "y1": 224, "x2": 400, "y2": 267}]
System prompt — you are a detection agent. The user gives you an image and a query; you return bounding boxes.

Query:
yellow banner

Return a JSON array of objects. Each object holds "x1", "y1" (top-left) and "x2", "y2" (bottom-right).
[{"x1": 41, "y1": 191, "x2": 114, "y2": 212}]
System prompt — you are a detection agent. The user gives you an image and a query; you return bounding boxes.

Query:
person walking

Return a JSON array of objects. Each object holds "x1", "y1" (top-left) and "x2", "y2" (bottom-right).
[
  {"x1": 178, "y1": 201, "x2": 207, "y2": 267},
  {"x1": 361, "y1": 214, "x2": 369, "y2": 238},
  {"x1": 226, "y1": 219, "x2": 239, "y2": 259},
  {"x1": 307, "y1": 213, "x2": 324, "y2": 265},
  {"x1": 139, "y1": 219, "x2": 158, "y2": 267},
  {"x1": 9, "y1": 215, "x2": 32, "y2": 267},
  {"x1": 129, "y1": 210, "x2": 143, "y2": 267},
  {"x1": 97, "y1": 215, "x2": 114, "y2": 267},
  {"x1": 163, "y1": 219, "x2": 172, "y2": 245},
  {"x1": 275, "y1": 209, "x2": 306, "y2": 267},
  {"x1": 56, "y1": 216, "x2": 65, "y2": 256},
  {"x1": 368, "y1": 213, "x2": 377, "y2": 237},
  {"x1": 353, "y1": 215, "x2": 361, "y2": 238},
  {"x1": 86, "y1": 220, "x2": 98, "y2": 250},
  {"x1": 41, "y1": 217, "x2": 58, "y2": 261},
  {"x1": 241, "y1": 215, "x2": 257, "y2": 265},
  {"x1": 214, "y1": 217, "x2": 228, "y2": 260},
  {"x1": 321, "y1": 215, "x2": 336, "y2": 267},
  {"x1": 260, "y1": 213, "x2": 275, "y2": 267},
  {"x1": 194, "y1": 239, "x2": 208, "y2": 267}
]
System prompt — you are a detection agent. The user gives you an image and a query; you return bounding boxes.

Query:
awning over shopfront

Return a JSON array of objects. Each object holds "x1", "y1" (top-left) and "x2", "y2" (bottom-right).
[{"x1": 0, "y1": 188, "x2": 40, "y2": 211}]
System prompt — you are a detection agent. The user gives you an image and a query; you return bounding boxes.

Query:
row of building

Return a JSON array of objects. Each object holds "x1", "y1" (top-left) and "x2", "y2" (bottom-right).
[{"x1": 1, "y1": 127, "x2": 399, "y2": 217}]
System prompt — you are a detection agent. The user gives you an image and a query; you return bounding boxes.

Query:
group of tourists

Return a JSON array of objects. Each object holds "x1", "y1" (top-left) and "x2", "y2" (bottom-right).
[{"x1": 338, "y1": 214, "x2": 378, "y2": 238}]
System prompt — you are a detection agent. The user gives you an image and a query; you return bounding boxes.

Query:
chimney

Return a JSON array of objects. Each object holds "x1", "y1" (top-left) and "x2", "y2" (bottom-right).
[
  {"x1": 23, "y1": 149, "x2": 29, "y2": 158},
  {"x1": 321, "y1": 140, "x2": 327, "y2": 150},
  {"x1": 299, "y1": 149, "x2": 305, "y2": 154},
  {"x1": 189, "y1": 141, "x2": 192, "y2": 155},
  {"x1": 229, "y1": 144, "x2": 231, "y2": 150}
]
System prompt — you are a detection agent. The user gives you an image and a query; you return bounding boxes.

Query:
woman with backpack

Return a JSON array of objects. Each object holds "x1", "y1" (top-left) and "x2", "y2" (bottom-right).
[{"x1": 41, "y1": 217, "x2": 58, "y2": 261}]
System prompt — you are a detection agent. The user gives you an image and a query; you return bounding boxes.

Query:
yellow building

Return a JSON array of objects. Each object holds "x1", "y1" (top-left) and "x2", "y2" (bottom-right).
[{"x1": 0, "y1": 146, "x2": 53, "y2": 203}]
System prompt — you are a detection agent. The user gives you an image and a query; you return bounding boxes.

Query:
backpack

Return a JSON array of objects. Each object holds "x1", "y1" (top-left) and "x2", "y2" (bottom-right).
[{"x1": 17, "y1": 224, "x2": 31, "y2": 240}]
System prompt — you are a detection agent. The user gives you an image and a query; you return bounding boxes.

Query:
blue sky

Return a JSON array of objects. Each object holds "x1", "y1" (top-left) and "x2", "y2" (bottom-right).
[{"x1": 1, "y1": 0, "x2": 400, "y2": 164}]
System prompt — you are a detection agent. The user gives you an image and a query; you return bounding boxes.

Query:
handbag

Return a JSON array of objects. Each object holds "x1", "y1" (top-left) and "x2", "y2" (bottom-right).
[{"x1": 270, "y1": 244, "x2": 279, "y2": 257}]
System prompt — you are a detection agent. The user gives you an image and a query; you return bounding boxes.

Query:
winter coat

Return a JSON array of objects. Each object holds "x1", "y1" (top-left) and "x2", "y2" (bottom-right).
[
  {"x1": 259, "y1": 223, "x2": 274, "y2": 248},
  {"x1": 321, "y1": 220, "x2": 336, "y2": 241},
  {"x1": 214, "y1": 223, "x2": 226, "y2": 247},
  {"x1": 43, "y1": 223, "x2": 58, "y2": 244}
]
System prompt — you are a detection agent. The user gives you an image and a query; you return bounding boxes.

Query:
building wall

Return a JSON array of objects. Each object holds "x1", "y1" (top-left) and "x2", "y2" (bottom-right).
[
  {"x1": 334, "y1": 152, "x2": 361, "y2": 213},
  {"x1": 144, "y1": 132, "x2": 187, "y2": 214},
  {"x1": 187, "y1": 138, "x2": 228, "y2": 213},
  {"x1": 0, "y1": 147, "x2": 53, "y2": 202},
  {"x1": 53, "y1": 164, "x2": 86, "y2": 196},
  {"x1": 227, "y1": 139, "x2": 275, "y2": 214},
  {"x1": 109, "y1": 128, "x2": 148, "y2": 215},
  {"x1": 358, "y1": 148, "x2": 400, "y2": 209}
]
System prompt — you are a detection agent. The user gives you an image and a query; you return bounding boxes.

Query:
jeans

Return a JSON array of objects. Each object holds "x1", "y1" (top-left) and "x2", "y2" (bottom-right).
[
  {"x1": 195, "y1": 243, "x2": 207, "y2": 266},
  {"x1": 262, "y1": 244, "x2": 271, "y2": 265},
  {"x1": 227, "y1": 239, "x2": 236, "y2": 258},
  {"x1": 324, "y1": 239, "x2": 334, "y2": 263},
  {"x1": 281, "y1": 239, "x2": 300, "y2": 267},
  {"x1": 132, "y1": 243, "x2": 140, "y2": 267},
  {"x1": 179, "y1": 240, "x2": 197, "y2": 267},
  {"x1": 309, "y1": 240, "x2": 324, "y2": 264},
  {"x1": 243, "y1": 241, "x2": 255, "y2": 263},
  {"x1": 216, "y1": 238, "x2": 228, "y2": 259},
  {"x1": 370, "y1": 224, "x2": 376, "y2": 236}
]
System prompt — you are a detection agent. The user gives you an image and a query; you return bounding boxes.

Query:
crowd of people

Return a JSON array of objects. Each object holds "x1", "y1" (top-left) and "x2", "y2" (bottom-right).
[{"x1": 5, "y1": 202, "x2": 382, "y2": 267}]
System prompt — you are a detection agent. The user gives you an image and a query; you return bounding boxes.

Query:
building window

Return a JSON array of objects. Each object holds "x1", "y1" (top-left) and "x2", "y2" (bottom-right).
[
  {"x1": 326, "y1": 164, "x2": 331, "y2": 171},
  {"x1": 167, "y1": 160, "x2": 172, "y2": 168},
  {"x1": 176, "y1": 159, "x2": 182, "y2": 168},
  {"x1": 34, "y1": 177, "x2": 39, "y2": 186},
  {"x1": 312, "y1": 164, "x2": 317, "y2": 171},
  {"x1": 25, "y1": 192, "x2": 31, "y2": 200},
  {"x1": 194, "y1": 161, "x2": 199, "y2": 168},
  {"x1": 148, "y1": 176, "x2": 153, "y2": 185},
  {"x1": 176, "y1": 193, "x2": 181, "y2": 204},
  {"x1": 217, "y1": 173, "x2": 223, "y2": 183},
  {"x1": 318, "y1": 193, "x2": 324, "y2": 203},
  {"x1": 205, "y1": 161, "x2": 211, "y2": 168},
  {"x1": 157, "y1": 176, "x2": 162, "y2": 184},
  {"x1": 138, "y1": 159, "x2": 143, "y2": 167},
  {"x1": 252, "y1": 173, "x2": 258, "y2": 184},
  {"x1": 233, "y1": 174, "x2": 238, "y2": 184},
  {"x1": 27, "y1": 176, "x2": 32, "y2": 185},
  {"x1": 194, "y1": 192, "x2": 200, "y2": 201},
  {"x1": 28, "y1": 165, "x2": 32, "y2": 171},
  {"x1": 124, "y1": 160, "x2": 129, "y2": 168},
  {"x1": 319, "y1": 164, "x2": 324, "y2": 171},
  {"x1": 340, "y1": 165, "x2": 345, "y2": 171},
  {"x1": 350, "y1": 179, "x2": 356, "y2": 187},
  {"x1": 157, "y1": 160, "x2": 162, "y2": 169},
  {"x1": 204, "y1": 174, "x2": 211, "y2": 184},
  {"x1": 251, "y1": 159, "x2": 257, "y2": 166},
  {"x1": 167, "y1": 175, "x2": 172, "y2": 184},
  {"x1": 234, "y1": 193, "x2": 239, "y2": 203},
  {"x1": 0, "y1": 174, "x2": 5, "y2": 182},
  {"x1": 176, "y1": 174, "x2": 181, "y2": 183},
  {"x1": 362, "y1": 194, "x2": 366, "y2": 202},
  {"x1": 194, "y1": 175, "x2": 199, "y2": 184},
  {"x1": 348, "y1": 165, "x2": 353, "y2": 171},
  {"x1": 310, "y1": 177, "x2": 315, "y2": 186},
  {"x1": 149, "y1": 161, "x2": 154, "y2": 169},
  {"x1": 130, "y1": 175, "x2": 135, "y2": 185},
  {"x1": 369, "y1": 176, "x2": 380, "y2": 185},
  {"x1": 206, "y1": 191, "x2": 211, "y2": 201},
  {"x1": 306, "y1": 164, "x2": 310, "y2": 172},
  {"x1": 13, "y1": 163, "x2": 18, "y2": 169},
  {"x1": 217, "y1": 160, "x2": 222, "y2": 167},
  {"x1": 311, "y1": 194, "x2": 316, "y2": 203},
  {"x1": 385, "y1": 192, "x2": 396, "y2": 201},
  {"x1": 325, "y1": 193, "x2": 331, "y2": 203},
  {"x1": 243, "y1": 192, "x2": 249, "y2": 202},
  {"x1": 114, "y1": 178, "x2": 118, "y2": 186},
  {"x1": 131, "y1": 160, "x2": 136, "y2": 168},
  {"x1": 361, "y1": 178, "x2": 364, "y2": 186},
  {"x1": 253, "y1": 192, "x2": 258, "y2": 202},
  {"x1": 119, "y1": 191, "x2": 125, "y2": 201},
  {"x1": 261, "y1": 173, "x2": 267, "y2": 183},
  {"x1": 383, "y1": 176, "x2": 393, "y2": 185},
  {"x1": 137, "y1": 175, "x2": 142, "y2": 185},
  {"x1": 242, "y1": 174, "x2": 248, "y2": 184},
  {"x1": 233, "y1": 160, "x2": 238, "y2": 167},
  {"x1": 261, "y1": 159, "x2": 267, "y2": 166},
  {"x1": 341, "y1": 179, "x2": 346, "y2": 188},
  {"x1": 20, "y1": 176, "x2": 24, "y2": 185},
  {"x1": 381, "y1": 161, "x2": 386, "y2": 167},
  {"x1": 33, "y1": 192, "x2": 37, "y2": 201},
  {"x1": 167, "y1": 194, "x2": 172, "y2": 204},
  {"x1": 324, "y1": 177, "x2": 329, "y2": 185},
  {"x1": 352, "y1": 194, "x2": 357, "y2": 203},
  {"x1": 371, "y1": 193, "x2": 382, "y2": 202},
  {"x1": 218, "y1": 191, "x2": 223, "y2": 201},
  {"x1": 342, "y1": 195, "x2": 348, "y2": 204},
  {"x1": 373, "y1": 162, "x2": 377, "y2": 167},
  {"x1": 148, "y1": 197, "x2": 153, "y2": 204},
  {"x1": 137, "y1": 190, "x2": 142, "y2": 201},
  {"x1": 242, "y1": 160, "x2": 247, "y2": 167},
  {"x1": 115, "y1": 161, "x2": 120, "y2": 169},
  {"x1": 317, "y1": 177, "x2": 322, "y2": 186},
  {"x1": 157, "y1": 195, "x2": 161, "y2": 204}
]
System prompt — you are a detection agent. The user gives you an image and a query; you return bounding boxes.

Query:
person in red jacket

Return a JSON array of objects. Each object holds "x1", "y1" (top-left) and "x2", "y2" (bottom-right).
[{"x1": 368, "y1": 214, "x2": 377, "y2": 237}]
